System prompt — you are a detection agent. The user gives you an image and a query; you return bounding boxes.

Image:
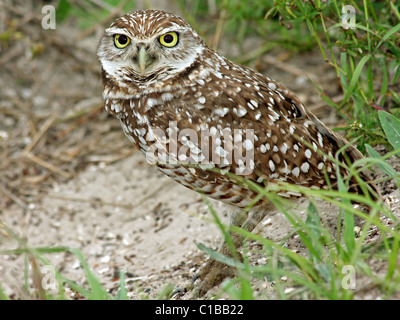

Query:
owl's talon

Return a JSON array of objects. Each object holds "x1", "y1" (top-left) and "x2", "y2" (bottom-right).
[
  {"x1": 170, "y1": 287, "x2": 187, "y2": 298},
  {"x1": 190, "y1": 274, "x2": 200, "y2": 290}
]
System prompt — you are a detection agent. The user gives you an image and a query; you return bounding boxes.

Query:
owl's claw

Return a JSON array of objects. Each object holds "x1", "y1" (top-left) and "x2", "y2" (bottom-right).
[
  {"x1": 190, "y1": 274, "x2": 200, "y2": 290},
  {"x1": 170, "y1": 287, "x2": 187, "y2": 298}
]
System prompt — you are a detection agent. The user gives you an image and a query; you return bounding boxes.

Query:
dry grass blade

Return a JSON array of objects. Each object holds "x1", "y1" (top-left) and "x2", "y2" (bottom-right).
[
  {"x1": 0, "y1": 183, "x2": 28, "y2": 210},
  {"x1": 44, "y1": 180, "x2": 173, "y2": 210},
  {"x1": 20, "y1": 114, "x2": 72, "y2": 178},
  {"x1": 23, "y1": 153, "x2": 72, "y2": 179},
  {"x1": 23, "y1": 114, "x2": 57, "y2": 155},
  {"x1": 263, "y1": 55, "x2": 318, "y2": 83}
]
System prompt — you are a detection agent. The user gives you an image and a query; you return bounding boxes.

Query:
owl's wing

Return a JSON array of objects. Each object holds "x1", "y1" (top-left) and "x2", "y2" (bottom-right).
[{"x1": 145, "y1": 60, "x2": 377, "y2": 198}]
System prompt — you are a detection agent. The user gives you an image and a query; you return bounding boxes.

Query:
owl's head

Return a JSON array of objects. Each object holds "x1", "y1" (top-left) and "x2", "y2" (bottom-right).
[{"x1": 98, "y1": 10, "x2": 206, "y2": 97}]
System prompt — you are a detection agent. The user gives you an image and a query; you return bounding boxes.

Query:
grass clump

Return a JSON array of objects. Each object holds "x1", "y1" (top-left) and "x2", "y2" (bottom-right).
[
  {"x1": 267, "y1": 0, "x2": 400, "y2": 150},
  {"x1": 197, "y1": 110, "x2": 400, "y2": 300}
]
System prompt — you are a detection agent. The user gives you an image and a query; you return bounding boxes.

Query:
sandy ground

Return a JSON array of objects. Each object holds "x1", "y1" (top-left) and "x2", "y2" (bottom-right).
[{"x1": 0, "y1": 1, "x2": 399, "y2": 300}]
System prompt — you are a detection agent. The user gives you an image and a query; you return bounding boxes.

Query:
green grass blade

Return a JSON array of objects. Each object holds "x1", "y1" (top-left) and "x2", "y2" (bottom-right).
[
  {"x1": 236, "y1": 245, "x2": 254, "y2": 300},
  {"x1": 378, "y1": 110, "x2": 400, "y2": 156},
  {"x1": 196, "y1": 241, "x2": 255, "y2": 299},
  {"x1": 230, "y1": 225, "x2": 333, "y2": 297},
  {"x1": 305, "y1": 201, "x2": 324, "y2": 262},
  {"x1": 335, "y1": 159, "x2": 354, "y2": 256},
  {"x1": 156, "y1": 283, "x2": 174, "y2": 300},
  {"x1": 196, "y1": 243, "x2": 240, "y2": 268},
  {"x1": 365, "y1": 144, "x2": 400, "y2": 183},
  {"x1": 68, "y1": 248, "x2": 110, "y2": 300},
  {"x1": 339, "y1": 54, "x2": 371, "y2": 108},
  {"x1": 375, "y1": 24, "x2": 400, "y2": 53},
  {"x1": 339, "y1": 52, "x2": 349, "y2": 92},
  {"x1": 0, "y1": 284, "x2": 9, "y2": 300},
  {"x1": 114, "y1": 270, "x2": 127, "y2": 300},
  {"x1": 385, "y1": 235, "x2": 400, "y2": 286},
  {"x1": 379, "y1": 58, "x2": 389, "y2": 105},
  {"x1": 230, "y1": 225, "x2": 319, "y2": 280}
]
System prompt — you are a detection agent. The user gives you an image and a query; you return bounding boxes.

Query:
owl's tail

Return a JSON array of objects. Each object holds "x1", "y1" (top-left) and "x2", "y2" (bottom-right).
[{"x1": 309, "y1": 113, "x2": 380, "y2": 203}]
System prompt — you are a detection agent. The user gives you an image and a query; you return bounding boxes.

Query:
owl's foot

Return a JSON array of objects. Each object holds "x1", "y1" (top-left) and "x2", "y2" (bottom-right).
[{"x1": 192, "y1": 259, "x2": 236, "y2": 297}]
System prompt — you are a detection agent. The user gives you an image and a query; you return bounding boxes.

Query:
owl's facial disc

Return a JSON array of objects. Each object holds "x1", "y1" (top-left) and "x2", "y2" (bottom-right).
[
  {"x1": 99, "y1": 10, "x2": 206, "y2": 87},
  {"x1": 131, "y1": 31, "x2": 180, "y2": 76},
  {"x1": 108, "y1": 31, "x2": 161, "y2": 77}
]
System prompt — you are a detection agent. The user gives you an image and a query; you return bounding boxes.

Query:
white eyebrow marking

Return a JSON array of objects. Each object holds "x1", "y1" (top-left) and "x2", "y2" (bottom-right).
[{"x1": 105, "y1": 28, "x2": 130, "y2": 36}]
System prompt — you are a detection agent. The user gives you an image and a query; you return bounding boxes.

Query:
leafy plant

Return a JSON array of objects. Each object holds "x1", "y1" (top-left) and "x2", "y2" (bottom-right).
[
  {"x1": 0, "y1": 219, "x2": 131, "y2": 300},
  {"x1": 378, "y1": 110, "x2": 400, "y2": 156},
  {"x1": 271, "y1": 0, "x2": 400, "y2": 149}
]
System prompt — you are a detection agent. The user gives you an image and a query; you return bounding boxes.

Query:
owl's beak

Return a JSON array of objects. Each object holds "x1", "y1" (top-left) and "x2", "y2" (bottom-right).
[{"x1": 138, "y1": 46, "x2": 149, "y2": 75}]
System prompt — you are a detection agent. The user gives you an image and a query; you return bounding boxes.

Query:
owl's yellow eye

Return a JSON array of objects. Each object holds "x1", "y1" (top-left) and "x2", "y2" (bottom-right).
[
  {"x1": 159, "y1": 32, "x2": 179, "y2": 47},
  {"x1": 114, "y1": 34, "x2": 130, "y2": 49}
]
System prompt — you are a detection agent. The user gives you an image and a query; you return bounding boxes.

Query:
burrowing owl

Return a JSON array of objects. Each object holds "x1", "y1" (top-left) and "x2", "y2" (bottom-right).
[{"x1": 98, "y1": 9, "x2": 377, "y2": 295}]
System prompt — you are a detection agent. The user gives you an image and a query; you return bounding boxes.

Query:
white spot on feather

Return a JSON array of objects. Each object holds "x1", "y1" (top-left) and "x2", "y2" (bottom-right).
[
  {"x1": 292, "y1": 167, "x2": 300, "y2": 177},
  {"x1": 301, "y1": 162, "x2": 310, "y2": 173},
  {"x1": 269, "y1": 160, "x2": 275, "y2": 172}
]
